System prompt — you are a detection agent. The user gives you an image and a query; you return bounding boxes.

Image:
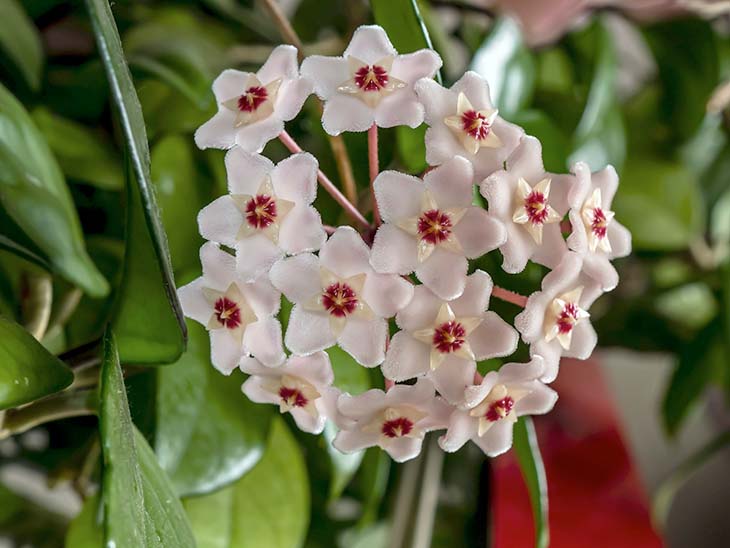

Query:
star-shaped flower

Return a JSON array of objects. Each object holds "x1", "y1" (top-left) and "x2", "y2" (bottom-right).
[
  {"x1": 177, "y1": 242, "x2": 285, "y2": 373},
  {"x1": 514, "y1": 252, "x2": 603, "y2": 382},
  {"x1": 480, "y1": 136, "x2": 570, "y2": 273},
  {"x1": 240, "y1": 352, "x2": 337, "y2": 434},
  {"x1": 415, "y1": 71, "x2": 524, "y2": 180},
  {"x1": 382, "y1": 271, "x2": 518, "y2": 404},
  {"x1": 301, "y1": 25, "x2": 442, "y2": 135},
  {"x1": 566, "y1": 163, "x2": 632, "y2": 291},
  {"x1": 269, "y1": 226, "x2": 414, "y2": 366},
  {"x1": 437, "y1": 357, "x2": 557, "y2": 456},
  {"x1": 195, "y1": 45, "x2": 312, "y2": 152},
  {"x1": 198, "y1": 151, "x2": 326, "y2": 282},
  {"x1": 370, "y1": 156, "x2": 506, "y2": 300}
]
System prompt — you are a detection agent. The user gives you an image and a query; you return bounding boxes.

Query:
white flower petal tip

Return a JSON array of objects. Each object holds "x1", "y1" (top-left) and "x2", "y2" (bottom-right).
[
  {"x1": 194, "y1": 46, "x2": 313, "y2": 151},
  {"x1": 301, "y1": 25, "x2": 442, "y2": 134}
]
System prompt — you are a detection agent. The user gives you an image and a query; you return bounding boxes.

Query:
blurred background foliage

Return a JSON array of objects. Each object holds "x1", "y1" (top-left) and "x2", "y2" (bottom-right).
[{"x1": 0, "y1": 0, "x2": 730, "y2": 547}]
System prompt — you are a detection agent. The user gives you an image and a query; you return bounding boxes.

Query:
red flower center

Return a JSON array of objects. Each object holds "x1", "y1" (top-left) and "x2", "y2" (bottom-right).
[
  {"x1": 557, "y1": 302, "x2": 579, "y2": 334},
  {"x1": 461, "y1": 110, "x2": 491, "y2": 140},
  {"x1": 381, "y1": 416, "x2": 414, "y2": 438},
  {"x1": 524, "y1": 191, "x2": 549, "y2": 225},
  {"x1": 354, "y1": 65, "x2": 389, "y2": 92},
  {"x1": 485, "y1": 396, "x2": 515, "y2": 422},
  {"x1": 591, "y1": 207, "x2": 608, "y2": 240},
  {"x1": 245, "y1": 194, "x2": 277, "y2": 229},
  {"x1": 279, "y1": 386, "x2": 308, "y2": 408},
  {"x1": 417, "y1": 209, "x2": 453, "y2": 245},
  {"x1": 237, "y1": 86, "x2": 268, "y2": 112},
  {"x1": 214, "y1": 297, "x2": 241, "y2": 329},
  {"x1": 432, "y1": 321, "x2": 467, "y2": 354},
  {"x1": 321, "y1": 282, "x2": 358, "y2": 317}
]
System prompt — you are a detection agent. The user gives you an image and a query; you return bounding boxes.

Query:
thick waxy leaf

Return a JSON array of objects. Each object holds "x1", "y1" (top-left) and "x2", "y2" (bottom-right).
[
  {"x1": 85, "y1": 0, "x2": 186, "y2": 348},
  {"x1": 99, "y1": 328, "x2": 195, "y2": 548},
  {"x1": 65, "y1": 494, "x2": 103, "y2": 548},
  {"x1": 0, "y1": 83, "x2": 108, "y2": 297},
  {"x1": 0, "y1": 315, "x2": 73, "y2": 411},
  {"x1": 0, "y1": 0, "x2": 43, "y2": 90},
  {"x1": 185, "y1": 419, "x2": 309, "y2": 548},
  {"x1": 513, "y1": 418, "x2": 549, "y2": 548},
  {"x1": 156, "y1": 320, "x2": 272, "y2": 497},
  {"x1": 0, "y1": 234, "x2": 50, "y2": 271}
]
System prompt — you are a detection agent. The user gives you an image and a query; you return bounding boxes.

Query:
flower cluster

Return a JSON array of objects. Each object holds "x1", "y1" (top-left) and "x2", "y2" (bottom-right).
[{"x1": 179, "y1": 25, "x2": 631, "y2": 462}]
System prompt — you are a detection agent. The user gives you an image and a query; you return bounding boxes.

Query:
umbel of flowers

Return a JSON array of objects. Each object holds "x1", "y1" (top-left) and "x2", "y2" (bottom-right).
[{"x1": 179, "y1": 25, "x2": 631, "y2": 463}]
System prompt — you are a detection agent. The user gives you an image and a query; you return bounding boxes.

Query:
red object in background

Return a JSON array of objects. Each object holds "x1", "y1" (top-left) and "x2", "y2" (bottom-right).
[{"x1": 491, "y1": 356, "x2": 663, "y2": 548}]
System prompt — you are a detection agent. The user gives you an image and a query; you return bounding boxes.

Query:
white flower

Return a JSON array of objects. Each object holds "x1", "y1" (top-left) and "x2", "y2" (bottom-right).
[
  {"x1": 333, "y1": 379, "x2": 449, "y2": 462},
  {"x1": 566, "y1": 162, "x2": 632, "y2": 291},
  {"x1": 415, "y1": 71, "x2": 524, "y2": 180},
  {"x1": 514, "y1": 252, "x2": 603, "y2": 382},
  {"x1": 198, "y1": 151, "x2": 326, "y2": 282},
  {"x1": 301, "y1": 25, "x2": 442, "y2": 135},
  {"x1": 480, "y1": 136, "x2": 571, "y2": 273},
  {"x1": 269, "y1": 226, "x2": 414, "y2": 366},
  {"x1": 177, "y1": 242, "x2": 285, "y2": 373},
  {"x1": 240, "y1": 352, "x2": 337, "y2": 434},
  {"x1": 437, "y1": 357, "x2": 557, "y2": 457},
  {"x1": 382, "y1": 271, "x2": 518, "y2": 404},
  {"x1": 195, "y1": 45, "x2": 312, "y2": 152},
  {"x1": 370, "y1": 156, "x2": 506, "y2": 300}
]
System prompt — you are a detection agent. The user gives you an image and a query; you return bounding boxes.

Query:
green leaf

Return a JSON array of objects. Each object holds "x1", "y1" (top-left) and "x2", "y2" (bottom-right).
[
  {"x1": 185, "y1": 419, "x2": 310, "y2": 548},
  {"x1": 513, "y1": 418, "x2": 549, "y2": 548},
  {"x1": 85, "y1": 0, "x2": 186, "y2": 347},
  {"x1": 31, "y1": 108, "x2": 123, "y2": 191},
  {"x1": 0, "y1": 82, "x2": 109, "y2": 297},
  {"x1": 396, "y1": 125, "x2": 427, "y2": 174},
  {"x1": 470, "y1": 17, "x2": 536, "y2": 119},
  {"x1": 0, "y1": 0, "x2": 43, "y2": 90},
  {"x1": 371, "y1": 0, "x2": 442, "y2": 83},
  {"x1": 654, "y1": 282, "x2": 718, "y2": 331},
  {"x1": 0, "y1": 315, "x2": 73, "y2": 411},
  {"x1": 65, "y1": 494, "x2": 103, "y2": 548},
  {"x1": 511, "y1": 110, "x2": 569, "y2": 172},
  {"x1": 99, "y1": 327, "x2": 196, "y2": 548},
  {"x1": 0, "y1": 234, "x2": 50, "y2": 271},
  {"x1": 156, "y1": 320, "x2": 272, "y2": 497}
]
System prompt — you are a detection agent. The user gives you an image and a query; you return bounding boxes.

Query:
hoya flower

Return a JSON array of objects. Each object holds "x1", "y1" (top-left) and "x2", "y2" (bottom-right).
[
  {"x1": 566, "y1": 163, "x2": 632, "y2": 291},
  {"x1": 382, "y1": 271, "x2": 518, "y2": 404},
  {"x1": 333, "y1": 379, "x2": 449, "y2": 462},
  {"x1": 269, "y1": 226, "x2": 413, "y2": 366},
  {"x1": 301, "y1": 25, "x2": 442, "y2": 135},
  {"x1": 415, "y1": 71, "x2": 524, "y2": 180},
  {"x1": 177, "y1": 242, "x2": 285, "y2": 374},
  {"x1": 194, "y1": 45, "x2": 312, "y2": 151},
  {"x1": 370, "y1": 156, "x2": 506, "y2": 300},
  {"x1": 514, "y1": 252, "x2": 603, "y2": 382},
  {"x1": 480, "y1": 136, "x2": 571, "y2": 273},
  {"x1": 198, "y1": 150, "x2": 326, "y2": 281},
  {"x1": 438, "y1": 357, "x2": 557, "y2": 456},
  {"x1": 240, "y1": 352, "x2": 336, "y2": 434}
]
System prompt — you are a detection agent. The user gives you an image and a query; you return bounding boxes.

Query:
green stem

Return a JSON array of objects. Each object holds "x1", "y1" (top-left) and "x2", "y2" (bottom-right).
[{"x1": 0, "y1": 390, "x2": 96, "y2": 439}]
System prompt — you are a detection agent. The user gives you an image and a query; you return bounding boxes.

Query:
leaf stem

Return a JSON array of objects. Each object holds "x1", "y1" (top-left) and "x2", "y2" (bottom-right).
[
  {"x1": 0, "y1": 390, "x2": 96, "y2": 440},
  {"x1": 259, "y1": 0, "x2": 304, "y2": 59},
  {"x1": 491, "y1": 285, "x2": 528, "y2": 307},
  {"x1": 368, "y1": 124, "x2": 381, "y2": 226},
  {"x1": 21, "y1": 272, "x2": 53, "y2": 341}
]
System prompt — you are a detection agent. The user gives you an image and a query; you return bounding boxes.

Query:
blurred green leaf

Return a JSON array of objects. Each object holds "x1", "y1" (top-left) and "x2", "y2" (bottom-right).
[
  {"x1": 65, "y1": 494, "x2": 103, "y2": 548},
  {"x1": 99, "y1": 327, "x2": 196, "y2": 548},
  {"x1": 470, "y1": 17, "x2": 535, "y2": 119},
  {"x1": 185, "y1": 419, "x2": 309, "y2": 548},
  {"x1": 511, "y1": 110, "x2": 569, "y2": 172},
  {"x1": 0, "y1": 315, "x2": 73, "y2": 410},
  {"x1": 396, "y1": 125, "x2": 427, "y2": 174},
  {"x1": 655, "y1": 282, "x2": 718, "y2": 331},
  {"x1": 0, "y1": 83, "x2": 109, "y2": 297},
  {"x1": 200, "y1": 0, "x2": 277, "y2": 41},
  {"x1": 0, "y1": 234, "x2": 50, "y2": 271},
  {"x1": 139, "y1": 79, "x2": 214, "y2": 140},
  {"x1": 513, "y1": 418, "x2": 549, "y2": 548},
  {"x1": 156, "y1": 320, "x2": 272, "y2": 497},
  {"x1": 0, "y1": 0, "x2": 43, "y2": 90},
  {"x1": 32, "y1": 107, "x2": 123, "y2": 191}
]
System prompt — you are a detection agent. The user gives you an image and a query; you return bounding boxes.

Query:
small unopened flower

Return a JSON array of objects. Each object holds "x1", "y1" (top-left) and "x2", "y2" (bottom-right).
[
  {"x1": 566, "y1": 163, "x2": 632, "y2": 291},
  {"x1": 269, "y1": 226, "x2": 413, "y2": 366},
  {"x1": 198, "y1": 151, "x2": 326, "y2": 281},
  {"x1": 177, "y1": 242, "x2": 285, "y2": 373},
  {"x1": 437, "y1": 357, "x2": 557, "y2": 456},
  {"x1": 415, "y1": 71, "x2": 524, "y2": 180},
  {"x1": 195, "y1": 45, "x2": 312, "y2": 151},
  {"x1": 480, "y1": 136, "x2": 571, "y2": 273},
  {"x1": 240, "y1": 352, "x2": 336, "y2": 434},
  {"x1": 301, "y1": 25, "x2": 442, "y2": 135},
  {"x1": 382, "y1": 271, "x2": 518, "y2": 404},
  {"x1": 370, "y1": 156, "x2": 506, "y2": 300},
  {"x1": 333, "y1": 379, "x2": 449, "y2": 462},
  {"x1": 514, "y1": 252, "x2": 602, "y2": 382}
]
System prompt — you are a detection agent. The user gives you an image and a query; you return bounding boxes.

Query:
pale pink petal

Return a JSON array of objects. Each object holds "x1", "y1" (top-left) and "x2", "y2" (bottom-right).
[
  {"x1": 373, "y1": 170, "x2": 425, "y2": 223},
  {"x1": 395, "y1": 284, "x2": 441, "y2": 332},
  {"x1": 212, "y1": 69, "x2": 250, "y2": 102},
  {"x1": 473, "y1": 418, "x2": 514, "y2": 457},
  {"x1": 321, "y1": 95, "x2": 375, "y2": 135},
  {"x1": 479, "y1": 169, "x2": 512, "y2": 218},
  {"x1": 198, "y1": 196, "x2": 240, "y2": 247},
  {"x1": 506, "y1": 136, "x2": 545, "y2": 181},
  {"x1": 234, "y1": 115, "x2": 285, "y2": 153},
  {"x1": 471, "y1": 119, "x2": 525, "y2": 180},
  {"x1": 225, "y1": 148, "x2": 274, "y2": 195},
  {"x1": 564, "y1": 320, "x2": 597, "y2": 360},
  {"x1": 451, "y1": 270, "x2": 493, "y2": 317},
  {"x1": 235, "y1": 235, "x2": 283, "y2": 283},
  {"x1": 386, "y1": 377, "x2": 436, "y2": 407},
  {"x1": 287, "y1": 351, "x2": 335, "y2": 386},
  {"x1": 609, "y1": 220, "x2": 632, "y2": 258},
  {"x1": 271, "y1": 153, "x2": 318, "y2": 204},
  {"x1": 241, "y1": 376, "x2": 279, "y2": 404},
  {"x1": 498, "y1": 224, "x2": 537, "y2": 274},
  {"x1": 392, "y1": 50, "x2": 442, "y2": 84},
  {"x1": 269, "y1": 253, "x2": 321, "y2": 303},
  {"x1": 381, "y1": 331, "x2": 430, "y2": 381},
  {"x1": 243, "y1": 318, "x2": 285, "y2": 367},
  {"x1": 333, "y1": 429, "x2": 379, "y2": 453},
  {"x1": 337, "y1": 388, "x2": 387, "y2": 419},
  {"x1": 177, "y1": 278, "x2": 209, "y2": 326},
  {"x1": 278, "y1": 205, "x2": 326, "y2": 254},
  {"x1": 582, "y1": 252, "x2": 619, "y2": 292},
  {"x1": 300, "y1": 55, "x2": 348, "y2": 100},
  {"x1": 530, "y1": 224, "x2": 569, "y2": 271},
  {"x1": 239, "y1": 275, "x2": 281, "y2": 318},
  {"x1": 257, "y1": 45, "x2": 299, "y2": 84},
  {"x1": 429, "y1": 357, "x2": 476, "y2": 405},
  {"x1": 515, "y1": 383, "x2": 558, "y2": 416},
  {"x1": 566, "y1": 209, "x2": 589, "y2": 254},
  {"x1": 423, "y1": 124, "x2": 462, "y2": 168},
  {"x1": 374, "y1": 92, "x2": 424, "y2": 128},
  {"x1": 370, "y1": 224, "x2": 419, "y2": 275},
  {"x1": 529, "y1": 339, "x2": 562, "y2": 383},
  {"x1": 425, "y1": 156, "x2": 474, "y2": 208},
  {"x1": 438, "y1": 410, "x2": 477, "y2": 452},
  {"x1": 497, "y1": 356, "x2": 545, "y2": 383},
  {"x1": 285, "y1": 305, "x2": 336, "y2": 355},
  {"x1": 209, "y1": 330, "x2": 243, "y2": 375},
  {"x1": 194, "y1": 110, "x2": 237, "y2": 150},
  {"x1": 290, "y1": 408, "x2": 326, "y2": 434},
  {"x1": 415, "y1": 78, "x2": 453, "y2": 121},
  {"x1": 239, "y1": 356, "x2": 270, "y2": 376},
  {"x1": 453, "y1": 208, "x2": 507, "y2": 259},
  {"x1": 319, "y1": 226, "x2": 371, "y2": 277},
  {"x1": 363, "y1": 272, "x2": 414, "y2": 318},
  {"x1": 338, "y1": 317, "x2": 388, "y2": 367},
  {"x1": 276, "y1": 77, "x2": 313, "y2": 121},
  {"x1": 468, "y1": 312, "x2": 519, "y2": 360},
  {"x1": 385, "y1": 437, "x2": 423, "y2": 463},
  {"x1": 344, "y1": 25, "x2": 397, "y2": 63},
  {"x1": 415, "y1": 247, "x2": 468, "y2": 300},
  {"x1": 200, "y1": 241, "x2": 236, "y2": 290},
  {"x1": 463, "y1": 371, "x2": 499, "y2": 409},
  {"x1": 593, "y1": 164, "x2": 619, "y2": 206},
  {"x1": 567, "y1": 161, "x2": 592, "y2": 209},
  {"x1": 452, "y1": 71, "x2": 493, "y2": 110}
]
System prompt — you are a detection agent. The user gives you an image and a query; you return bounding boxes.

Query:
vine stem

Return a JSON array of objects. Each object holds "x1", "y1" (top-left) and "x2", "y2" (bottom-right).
[
  {"x1": 278, "y1": 131, "x2": 372, "y2": 229},
  {"x1": 0, "y1": 390, "x2": 96, "y2": 440},
  {"x1": 259, "y1": 0, "x2": 304, "y2": 58},
  {"x1": 368, "y1": 124, "x2": 381, "y2": 226},
  {"x1": 491, "y1": 285, "x2": 528, "y2": 307}
]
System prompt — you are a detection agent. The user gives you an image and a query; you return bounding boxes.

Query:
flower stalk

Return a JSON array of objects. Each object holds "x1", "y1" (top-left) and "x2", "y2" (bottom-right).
[{"x1": 368, "y1": 123, "x2": 381, "y2": 225}]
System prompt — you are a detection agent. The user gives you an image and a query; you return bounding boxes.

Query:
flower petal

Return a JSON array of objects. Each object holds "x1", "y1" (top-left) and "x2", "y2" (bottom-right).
[
  {"x1": 425, "y1": 156, "x2": 474, "y2": 209},
  {"x1": 530, "y1": 223, "x2": 569, "y2": 271},
  {"x1": 415, "y1": 77, "x2": 453, "y2": 121},
  {"x1": 471, "y1": 118, "x2": 524, "y2": 180},
  {"x1": 200, "y1": 241, "x2": 236, "y2": 290},
  {"x1": 285, "y1": 305, "x2": 336, "y2": 356},
  {"x1": 271, "y1": 152, "x2": 318, "y2": 205},
  {"x1": 381, "y1": 331, "x2": 430, "y2": 381},
  {"x1": 333, "y1": 429, "x2": 379, "y2": 454},
  {"x1": 395, "y1": 283, "x2": 441, "y2": 332},
  {"x1": 373, "y1": 170, "x2": 425, "y2": 223},
  {"x1": 209, "y1": 329, "x2": 243, "y2": 375},
  {"x1": 278, "y1": 205, "x2": 326, "y2": 255},
  {"x1": 497, "y1": 224, "x2": 538, "y2": 274},
  {"x1": 452, "y1": 208, "x2": 507, "y2": 259},
  {"x1": 194, "y1": 110, "x2": 237, "y2": 150},
  {"x1": 321, "y1": 95, "x2": 375, "y2": 135},
  {"x1": 243, "y1": 318, "x2": 285, "y2": 367},
  {"x1": 609, "y1": 220, "x2": 632, "y2": 258},
  {"x1": 241, "y1": 376, "x2": 279, "y2": 404},
  {"x1": 415, "y1": 247, "x2": 468, "y2": 300},
  {"x1": 564, "y1": 319, "x2": 597, "y2": 360},
  {"x1": 239, "y1": 275, "x2": 281, "y2": 318},
  {"x1": 515, "y1": 382, "x2": 558, "y2": 416},
  {"x1": 277, "y1": 77, "x2": 313, "y2": 121},
  {"x1": 451, "y1": 270, "x2": 493, "y2": 317},
  {"x1": 385, "y1": 437, "x2": 423, "y2": 463},
  {"x1": 257, "y1": 44, "x2": 299, "y2": 83},
  {"x1": 319, "y1": 226, "x2": 371, "y2": 277},
  {"x1": 235, "y1": 235, "x2": 283, "y2": 283},
  {"x1": 370, "y1": 224, "x2": 419, "y2": 275},
  {"x1": 337, "y1": 388, "x2": 386, "y2": 419},
  {"x1": 212, "y1": 69, "x2": 251, "y2": 102},
  {"x1": 429, "y1": 357, "x2": 476, "y2": 405},
  {"x1": 468, "y1": 312, "x2": 519, "y2": 360},
  {"x1": 225, "y1": 148, "x2": 274, "y2": 195},
  {"x1": 198, "y1": 196, "x2": 240, "y2": 247},
  {"x1": 363, "y1": 272, "x2": 414, "y2": 318},
  {"x1": 452, "y1": 71, "x2": 493, "y2": 110},
  {"x1": 344, "y1": 25, "x2": 397, "y2": 63},
  {"x1": 473, "y1": 418, "x2": 514, "y2": 457},
  {"x1": 392, "y1": 50, "x2": 442, "y2": 84},
  {"x1": 291, "y1": 408, "x2": 327, "y2": 434},
  {"x1": 528, "y1": 339, "x2": 562, "y2": 383},
  {"x1": 374, "y1": 91, "x2": 424, "y2": 128},
  {"x1": 423, "y1": 124, "x2": 462, "y2": 169},
  {"x1": 269, "y1": 253, "x2": 322, "y2": 303},
  {"x1": 286, "y1": 351, "x2": 335, "y2": 387},
  {"x1": 234, "y1": 115, "x2": 285, "y2": 153},
  {"x1": 338, "y1": 317, "x2": 388, "y2": 367},
  {"x1": 438, "y1": 410, "x2": 477, "y2": 452},
  {"x1": 581, "y1": 252, "x2": 619, "y2": 292},
  {"x1": 178, "y1": 278, "x2": 209, "y2": 326},
  {"x1": 300, "y1": 55, "x2": 348, "y2": 100}
]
